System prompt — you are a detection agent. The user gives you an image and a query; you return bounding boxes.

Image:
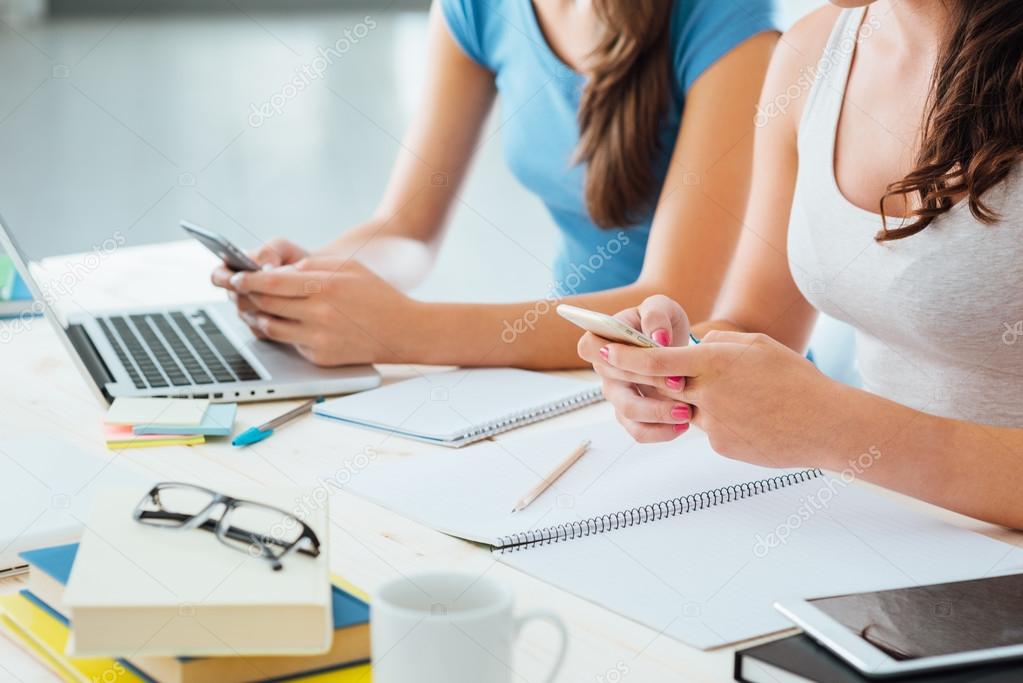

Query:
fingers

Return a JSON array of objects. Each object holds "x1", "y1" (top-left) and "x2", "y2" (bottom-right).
[
  {"x1": 579, "y1": 332, "x2": 682, "y2": 390},
  {"x1": 611, "y1": 307, "x2": 642, "y2": 330},
  {"x1": 230, "y1": 267, "x2": 326, "y2": 297},
  {"x1": 617, "y1": 418, "x2": 684, "y2": 444},
  {"x1": 600, "y1": 378, "x2": 691, "y2": 444},
  {"x1": 253, "y1": 238, "x2": 308, "y2": 268},
  {"x1": 602, "y1": 343, "x2": 707, "y2": 379},
  {"x1": 251, "y1": 242, "x2": 285, "y2": 268},
  {"x1": 245, "y1": 292, "x2": 320, "y2": 321},
  {"x1": 211, "y1": 263, "x2": 236, "y2": 289},
  {"x1": 238, "y1": 311, "x2": 310, "y2": 346},
  {"x1": 637, "y1": 295, "x2": 690, "y2": 347},
  {"x1": 602, "y1": 380, "x2": 691, "y2": 425}
]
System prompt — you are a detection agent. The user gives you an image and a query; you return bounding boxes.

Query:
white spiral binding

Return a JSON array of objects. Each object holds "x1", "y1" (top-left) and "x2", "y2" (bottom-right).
[
  {"x1": 454, "y1": 387, "x2": 604, "y2": 444},
  {"x1": 495, "y1": 468, "x2": 824, "y2": 552}
]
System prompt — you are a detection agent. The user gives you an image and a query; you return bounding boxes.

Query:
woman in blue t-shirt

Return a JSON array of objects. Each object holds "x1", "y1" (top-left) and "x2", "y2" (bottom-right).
[{"x1": 212, "y1": 0, "x2": 778, "y2": 368}]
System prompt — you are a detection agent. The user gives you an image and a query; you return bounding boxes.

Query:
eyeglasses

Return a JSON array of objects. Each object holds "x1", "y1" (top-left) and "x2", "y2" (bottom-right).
[{"x1": 133, "y1": 483, "x2": 321, "y2": 571}]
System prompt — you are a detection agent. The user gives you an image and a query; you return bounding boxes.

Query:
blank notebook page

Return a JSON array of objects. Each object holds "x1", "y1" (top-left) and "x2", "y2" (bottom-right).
[
  {"x1": 500, "y1": 480, "x2": 1023, "y2": 648},
  {"x1": 344, "y1": 421, "x2": 795, "y2": 545},
  {"x1": 345, "y1": 421, "x2": 1023, "y2": 649}
]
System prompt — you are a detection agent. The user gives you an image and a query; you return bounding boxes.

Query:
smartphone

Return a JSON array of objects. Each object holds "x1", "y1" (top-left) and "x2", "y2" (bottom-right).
[
  {"x1": 556, "y1": 304, "x2": 662, "y2": 347},
  {"x1": 181, "y1": 220, "x2": 260, "y2": 272}
]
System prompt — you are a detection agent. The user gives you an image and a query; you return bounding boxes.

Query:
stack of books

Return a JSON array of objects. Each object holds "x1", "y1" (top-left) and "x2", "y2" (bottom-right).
[
  {"x1": 1, "y1": 544, "x2": 371, "y2": 682},
  {"x1": 0, "y1": 254, "x2": 35, "y2": 319},
  {"x1": 0, "y1": 486, "x2": 372, "y2": 682},
  {"x1": 103, "y1": 398, "x2": 238, "y2": 450}
]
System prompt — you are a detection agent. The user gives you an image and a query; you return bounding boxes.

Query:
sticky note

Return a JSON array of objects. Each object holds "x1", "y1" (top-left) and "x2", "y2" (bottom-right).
[
  {"x1": 132, "y1": 403, "x2": 237, "y2": 436},
  {"x1": 104, "y1": 398, "x2": 210, "y2": 427}
]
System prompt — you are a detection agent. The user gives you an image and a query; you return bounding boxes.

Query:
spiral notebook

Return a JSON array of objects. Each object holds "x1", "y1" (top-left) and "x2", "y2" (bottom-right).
[
  {"x1": 345, "y1": 422, "x2": 1023, "y2": 649},
  {"x1": 313, "y1": 368, "x2": 602, "y2": 447}
]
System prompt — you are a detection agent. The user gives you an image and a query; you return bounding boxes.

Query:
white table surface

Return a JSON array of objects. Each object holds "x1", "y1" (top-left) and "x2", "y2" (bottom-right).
[{"x1": 1, "y1": 242, "x2": 1019, "y2": 683}]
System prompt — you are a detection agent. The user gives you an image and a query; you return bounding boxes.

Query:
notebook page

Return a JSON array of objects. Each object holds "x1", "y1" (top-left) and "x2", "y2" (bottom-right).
[
  {"x1": 314, "y1": 369, "x2": 599, "y2": 444},
  {"x1": 499, "y1": 480, "x2": 1023, "y2": 649},
  {"x1": 344, "y1": 421, "x2": 813, "y2": 546}
]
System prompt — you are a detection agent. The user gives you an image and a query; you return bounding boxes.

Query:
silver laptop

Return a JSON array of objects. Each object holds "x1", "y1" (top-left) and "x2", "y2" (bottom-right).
[{"x1": 0, "y1": 213, "x2": 380, "y2": 404}]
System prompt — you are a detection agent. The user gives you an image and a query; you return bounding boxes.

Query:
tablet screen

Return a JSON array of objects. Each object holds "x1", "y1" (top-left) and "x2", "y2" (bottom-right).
[{"x1": 809, "y1": 574, "x2": 1023, "y2": 660}]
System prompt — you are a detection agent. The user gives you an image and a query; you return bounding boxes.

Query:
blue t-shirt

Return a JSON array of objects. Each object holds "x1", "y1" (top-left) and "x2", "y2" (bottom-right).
[{"x1": 441, "y1": 0, "x2": 777, "y2": 294}]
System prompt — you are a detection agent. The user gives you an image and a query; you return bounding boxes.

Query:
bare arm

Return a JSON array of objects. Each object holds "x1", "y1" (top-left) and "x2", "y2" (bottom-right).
[
  {"x1": 223, "y1": 25, "x2": 778, "y2": 369},
  {"x1": 579, "y1": 9, "x2": 1023, "y2": 528},
  {"x1": 316, "y1": 2, "x2": 497, "y2": 273},
  {"x1": 414, "y1": 31, "x2": 780, "y2": 368}
]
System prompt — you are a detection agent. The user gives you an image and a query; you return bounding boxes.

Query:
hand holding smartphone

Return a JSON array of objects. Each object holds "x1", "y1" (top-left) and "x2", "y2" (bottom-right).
[
  {"x1": 556, "y1": 304, "x2": 699, "y2": 347},
  {"x1": 181, "y1": 220, "x2": 261, "y2": 272}
]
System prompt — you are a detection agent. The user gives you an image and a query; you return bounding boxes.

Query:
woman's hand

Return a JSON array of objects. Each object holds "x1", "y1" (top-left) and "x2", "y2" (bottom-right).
[
  {"x1": 211, "y1": 238, "x2": 310, "y2": 339},
  {"x1": 577, "y1": 295, "x2": 694, "y2": 442},
  {"x1": 586, "y1": 322, "x2": 848, "y2": 470},
  {"x1": 211, "y1": 238, "x2": 309, "y2": 284},
  {"x1": 226, "y1": 256, "x2": 416, "y2": 366}
]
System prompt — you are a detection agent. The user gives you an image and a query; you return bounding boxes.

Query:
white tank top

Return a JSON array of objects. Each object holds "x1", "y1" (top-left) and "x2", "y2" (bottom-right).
[{"x1": 788, "y1": 8, "x2": 1023, "y2": 428}]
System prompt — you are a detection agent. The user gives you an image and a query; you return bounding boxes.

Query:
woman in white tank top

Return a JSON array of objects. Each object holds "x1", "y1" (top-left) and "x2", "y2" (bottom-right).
[{"x1": 578, "y1": 1, "x2": 1023, "y2": 528}]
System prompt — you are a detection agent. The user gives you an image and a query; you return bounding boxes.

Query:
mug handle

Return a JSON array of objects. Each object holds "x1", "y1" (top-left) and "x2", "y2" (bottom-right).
[{"x1": 515, "y1": 610, "x2": 567, "y2": 683}]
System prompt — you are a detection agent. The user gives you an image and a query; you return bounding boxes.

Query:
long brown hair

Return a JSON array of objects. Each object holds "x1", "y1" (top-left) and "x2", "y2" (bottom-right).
[
  {"x1": 575, "y1": 0, "x2": 674, "y2": 229},
  {"x1": 878, "y1": 1, "x2": 1023, "y2": 241}
]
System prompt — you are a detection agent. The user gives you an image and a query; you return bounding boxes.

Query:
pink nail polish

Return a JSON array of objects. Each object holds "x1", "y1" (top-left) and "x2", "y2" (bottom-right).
[
  {"x1": 665, "y1": 376, "x2": 684, "y2": 390},
  {"x1": 599, "y1": 346, "x2": 609, "y2": 360},
  {"x1": 652, "y1": 329, "x2": 670, "y2": 346},
  {"x1": 671, "y1": 404, "x2": 690, "y2": 421},
  {"x1": 674, "y1": 423, "x2": 689, "y2": 434}
]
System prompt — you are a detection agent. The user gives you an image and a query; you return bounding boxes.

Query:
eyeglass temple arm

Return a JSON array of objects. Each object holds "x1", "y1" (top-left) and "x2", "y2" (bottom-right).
[{"x1": 137, "y1": 510, "x2": 320, "y2": 557}]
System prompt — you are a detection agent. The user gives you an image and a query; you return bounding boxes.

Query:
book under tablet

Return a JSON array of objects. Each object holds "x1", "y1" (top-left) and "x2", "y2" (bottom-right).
[
  {"x1": 313, "y1": 368, "x2": 602, "y2": 447},
  {"x1": 344, "y1": 422, "x2": 1023, "y2": 649}
]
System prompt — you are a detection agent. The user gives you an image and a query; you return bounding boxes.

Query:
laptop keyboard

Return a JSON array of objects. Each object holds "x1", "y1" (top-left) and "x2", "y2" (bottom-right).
[{"x1": 98, "y1": 310, "x2": 260, "y2": 390}]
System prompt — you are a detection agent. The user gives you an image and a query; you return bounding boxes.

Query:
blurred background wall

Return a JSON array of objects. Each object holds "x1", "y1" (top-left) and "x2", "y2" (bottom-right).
[{"x1": 0, "y1": 1, "x2": 825, "y2": 304}]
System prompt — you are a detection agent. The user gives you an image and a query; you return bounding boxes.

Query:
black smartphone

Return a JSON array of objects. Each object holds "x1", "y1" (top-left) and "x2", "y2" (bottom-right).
[{"x1": 181, "y1": 220, "x2": 260, "y2": 272}]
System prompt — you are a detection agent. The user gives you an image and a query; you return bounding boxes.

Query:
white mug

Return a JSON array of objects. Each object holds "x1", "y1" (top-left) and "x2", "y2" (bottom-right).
[{"x1": 371, "y1": 572, "x2": 567, "y2": 683}]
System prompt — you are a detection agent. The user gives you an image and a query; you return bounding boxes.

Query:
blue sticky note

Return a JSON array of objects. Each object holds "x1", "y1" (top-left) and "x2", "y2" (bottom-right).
[{"x1": 132, "y1": 403, "x2": 237, "y2": 436}]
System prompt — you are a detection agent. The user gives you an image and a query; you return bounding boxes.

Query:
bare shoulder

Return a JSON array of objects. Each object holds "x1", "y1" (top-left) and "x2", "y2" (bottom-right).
[
  {"x1": 758, "y1": 5, "x2": 843, "y2": 130},
  {"x1": 782, "y1": 4, "x2": 842, "y2": 62}
]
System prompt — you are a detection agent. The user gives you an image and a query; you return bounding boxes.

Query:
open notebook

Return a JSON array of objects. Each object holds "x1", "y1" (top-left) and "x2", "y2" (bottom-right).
[
  {"x1": 346, "y1": 422, "x2": 1023, "y2": 649},
  {"x1": 314, "y1": 368, "x2": 602, "y2": 447}
]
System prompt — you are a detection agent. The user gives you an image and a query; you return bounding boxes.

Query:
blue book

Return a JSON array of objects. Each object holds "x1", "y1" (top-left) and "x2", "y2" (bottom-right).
[
  {"x1": 19, "y1": 544, "x2": 370, "y2": 683},
  {"x1": 10, "y1": 272, "x2": 31, "y2": 300}
]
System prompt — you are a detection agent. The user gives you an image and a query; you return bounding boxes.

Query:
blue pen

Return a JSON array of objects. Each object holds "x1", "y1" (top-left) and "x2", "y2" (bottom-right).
[
  {"x1": 232, "y1": 397, "x2": 323, "y2": 447},
  {"x1": 689, "y1": 333, "x2": 701, "y2": 345}
]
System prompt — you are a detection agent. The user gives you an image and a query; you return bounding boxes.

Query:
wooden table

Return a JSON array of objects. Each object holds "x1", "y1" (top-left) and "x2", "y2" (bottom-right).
[{"x1": 1, "y1": 243, "x2": 1019, "y2": 682}]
